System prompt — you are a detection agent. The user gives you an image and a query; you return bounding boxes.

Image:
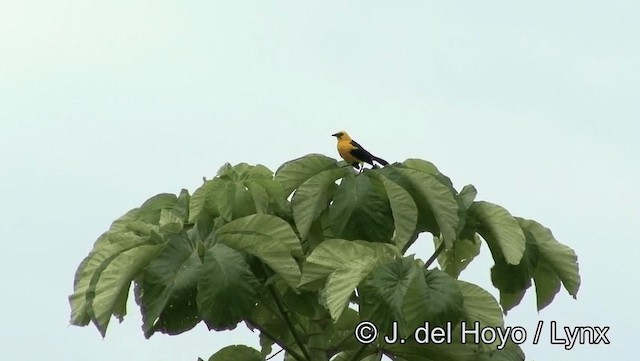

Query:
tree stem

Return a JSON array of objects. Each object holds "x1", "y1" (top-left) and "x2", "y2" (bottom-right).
[
  {"x1": 424, "y1": 241, "x2": 445, "y2": 269},
  {"x1": 245, "y1": 319, "x2": 306, "y2": 361},
  {"x1": 267, "y1": 284, "x2": 313, "y2": 360}
]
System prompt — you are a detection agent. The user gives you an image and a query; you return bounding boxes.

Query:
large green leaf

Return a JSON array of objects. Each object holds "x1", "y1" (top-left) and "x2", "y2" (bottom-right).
[
  {"x1": 379, "y1": 167, "x2": 459, "y2": 248},
  {"x1": 216, "y1": 214, "x2": 302, "y2": 288},
  {"x1": 299, "y1": 239, "x2": 398, "y2": 320},
  {"x1": 517, "y1": 218, "x2": 580, "y2": 302},
  {"x1": 325, "y1": 258, "x2": 378, "y2": 320},
  {"x1": 435, "y1": 234, "x2": 481, "y2": 278},
  {"x1": 216, "y1": 179, "x2": 256, "y2": 222},
  {"x1": 532, "y1": 259, "x2": 561, "y2": 311},
  {"x1": 245, "y1": 181, "x2": 270, "y2": 214},
  {"x1": 274, "y1": 154, "x2": 340, "y2": 196},
  {"x1": 159, "y1": 208, "x2": 184, "y2": 233},
  {"x1": 216, "y1": 162, "x2": 273, "y2": 182},
  {"x1": 457, "y1": 281, "x2": 503, "y2": 328},
  {"x1": 330, "y1": 351, "x2": 378, "y2": 361},
  {"x1": 371, "y1": 172, "x2": 419, "y2": 250},
  {"x1": 292, "y1": 167, "x2": 349, "y2": 240},
  {"x1": 189, "y1": 179, "x2": 223, "y2": 223},
  {"x1": 387, "y1": 337, "x2": 481, "y2": 361},
  {"x1": 359, "y1": 257, "x2": 420, "y2": 337},
  {"x1": 197, "y1": 243, "x2": 259, "y2": 331},
  {"x1": 402, "y1": 158, "x2": 455, "y2": 192},
  {"x1": 472, "y1": 341, "x2": 525, "y2": 361},
  {"x1": 456, "y1": 280, "x2": 504, "y2": 351},
  {"x1": 250, "y1": 178, "x2": 291, "y2": 216},
  {"x1": 325, "y1": 307, "x2": 360, "y2": 351},
  {"x1": 110, "y1": 193, "x2": 180, "y2": 228},
  {"x1": 299, "y1": 239, "x2": 398, "y2": 287},
  {"x1": 403, "y1": 269, "x2": 464, "y2": 333},
  {"x1": 470, "y1": 202, "x2": 525, "y2": 265},
  {"x1": 249, "y1": 292, "x2": 305, "y2": 359},
  {"x1": 456, "y1": 184, "x2": 477, "y2": 235},
  {"x1": 489, "y1": 221, "x2": 539, "y2": 311},
  {"x1": 190, "y1": 163, "x2": 281, "y2": 224},
  {"x1": 207, "y1": 345, "x2": 262, "y2": 361},
  {"x1": 69, "y1": 232, "x2": 167, "y2": 336},
  {"x1": 136, "y1": 233, "x2": 201, "y2": 338},
  {"x1": 329, "y1": 172, "x2": 395, "y2": 242},
  {"x1": 499, "y1": 291, "x2": 525, "y2": 313}
]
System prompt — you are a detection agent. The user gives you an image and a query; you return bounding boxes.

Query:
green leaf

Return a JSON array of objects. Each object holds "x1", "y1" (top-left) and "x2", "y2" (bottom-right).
[
  {"x1": 403, "y1": 269, "x2": 464, "y2": 332},
  {"x1": 387, "y1": 337, "x2": 481, "y2": 361},
  {"x1": 251, "y1": 178, "x2": 291, "y2": 216},
  {"x1": 216, "y1": 214, "x2": 302, "y2": 288},
  {"x1": 69, "y1": 232, "x2": 167, "y2": 336},
  {"x1": 402, "y1": 158, "x2": 440, "y2": 175},
  {"x1": 473, "y1": 341, "x2": 525, "y2": 361},
  {"x1": 402, "y1": 158, "x2": 455, "y2": 191},
  {"x1": 457, "y1": 280, "x2": 504, "y2": 351},
  {"x1": 250, "y1": 292, "x2": 305, "y2": 358},
  {"x1": 299, "y1": 239, "x2": 397, "y2": 320},
  {"x1": 532, "y1": 259, "x2": 561, "y2": 311},
  {"x1": 136, "y1": 233, "x2": 202, "y2": 337},
  {"x1": 457, "y1": 185, "x2": 477, "y2": 210},
  {"x1": 435, "y1": 234, "x2": 481, "y2": 278},
  {"x1": 470, "y1": 201, "x2": 525, "y2": 265},
  {"x1": 189, "y1": 179, "x2": 223, "y2": 223},
  {"x1": 329, "y1": 172, "x2": 395, "y2": 242},
  {"x1": 380, "y1": 168, "x2": 459, "y2": 249},
  {"x1": 371, "y1": 172, "x2": 418, "y2": 250},
  {"x1": 197, "y1": 243, "x2": 260, "y2": 331},
  {"x1": 359, "y1": 257, "x2": 420, "y2": 337},
  {"x1": 457, "y1": 280, "x2": 503, "y2": 328},
  {"x1": 326, "y1": 307, "x2": 360, "y2": 351},
  {"x1": 325, "y1": 261, "x2": 376, "y2": 320},
  {"x1": 207, "y1": 345, "x2": 262, "y2": 361},
  {"x1": 274, "y1": 154, "x2": 340, "y2": 197},
  {"x1": 159, "y1": 208, "x2": 184, "y2": 233},
  {"x1": 490, "y1": 257, "x2": 533, "y2": 295},
  {"x1": 489, "y1": 222, "x2": 539, "y2": 309},
  {"x1": 216, "y1": 180, "x2": 255, "y2": 222},
  {"x1": 499, "y1": 291, "x2": 525, "y2": 314},
  {"x1": 455, "y1": 184, "x2": 477, "y2": 235},
  {"x1": 98, "y1": 193, "x2": 180, "y2": 245},
  {"x1": 517, "y1": 218, "x2": 580, "y2": 302},
  {"x1": 245, "y1": 181, "x2": 270, "y2": 214},
  {"x1": 299, "y1": 239, "x2": 397, "y2": 287},
  {"x1": 292, "y1": 168, "x2": 348, "y2": 240},
  {"x1": 282, "y1": 289, "x2": 318, "y2": 318},
  {"x1": 216, "y1": 162, "x2": 273, "y2": 182}
]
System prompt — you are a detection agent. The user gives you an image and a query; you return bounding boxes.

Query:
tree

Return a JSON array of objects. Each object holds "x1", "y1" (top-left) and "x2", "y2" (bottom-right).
[{"x1": 69, "y1": 154, "x2": 580, "y2": 361}]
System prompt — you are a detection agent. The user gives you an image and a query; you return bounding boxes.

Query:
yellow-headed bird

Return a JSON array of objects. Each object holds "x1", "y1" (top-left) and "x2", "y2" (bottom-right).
[{"x1": 332, "y1": 131, "x2": 389, "y2": 170}]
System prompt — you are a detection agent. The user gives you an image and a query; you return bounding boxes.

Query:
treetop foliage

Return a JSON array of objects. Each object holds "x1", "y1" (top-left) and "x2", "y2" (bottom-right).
[{"x1": 69, "y1": 154, "x2": 580, "y2": 361}]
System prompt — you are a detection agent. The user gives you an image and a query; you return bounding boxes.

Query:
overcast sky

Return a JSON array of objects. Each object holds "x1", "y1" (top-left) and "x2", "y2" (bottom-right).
[{"x1": 1, "y1": 1, "x2": 638, "y2": 360}]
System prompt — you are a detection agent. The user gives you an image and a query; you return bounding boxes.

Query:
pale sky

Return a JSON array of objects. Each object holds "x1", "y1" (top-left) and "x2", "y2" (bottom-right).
[{"x1": 1, "y1": 1, "x2": 638, "y2": 360}]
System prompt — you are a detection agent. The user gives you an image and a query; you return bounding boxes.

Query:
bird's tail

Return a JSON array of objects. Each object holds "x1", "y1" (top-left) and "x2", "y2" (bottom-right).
[{"x1": 372, "y1": 156, "x2": 389, "y2": 166}]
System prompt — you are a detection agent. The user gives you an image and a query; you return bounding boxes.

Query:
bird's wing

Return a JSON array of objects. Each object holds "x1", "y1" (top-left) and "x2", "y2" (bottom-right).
[{"x1": 349, "y1": 140, "x2": 375, "y2": 165}]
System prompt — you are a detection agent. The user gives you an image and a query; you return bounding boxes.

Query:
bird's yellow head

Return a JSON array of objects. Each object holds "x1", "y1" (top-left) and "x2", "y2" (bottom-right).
[{"x1": 331, "y1": 131, "x2": 351, "y2": 141}]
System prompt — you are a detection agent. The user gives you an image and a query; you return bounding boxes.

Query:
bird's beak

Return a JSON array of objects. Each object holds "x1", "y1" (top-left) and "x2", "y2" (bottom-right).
[{"x1": 331, "y1": 133, "x2": 339, "y2": 137}]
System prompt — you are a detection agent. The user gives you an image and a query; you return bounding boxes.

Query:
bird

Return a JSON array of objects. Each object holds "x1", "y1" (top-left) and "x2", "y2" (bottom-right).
[{"x1": 331, "y1": 131, "x2": 389, "y2": 171}]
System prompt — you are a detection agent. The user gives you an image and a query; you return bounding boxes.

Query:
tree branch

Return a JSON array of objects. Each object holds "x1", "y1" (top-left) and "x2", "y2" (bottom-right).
[
  {"x1": 267, "y1": 286, "x2": 313, "y2": 360},
  {"x1": 424, "y1": 241, "x2": 445, "y2": 269},
  {"x1": 245, "y1": 318, "x2": 306, "y2": 361},
  {"x1": 258, "y1": 261, "x2": 312, "y2": 361}
]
